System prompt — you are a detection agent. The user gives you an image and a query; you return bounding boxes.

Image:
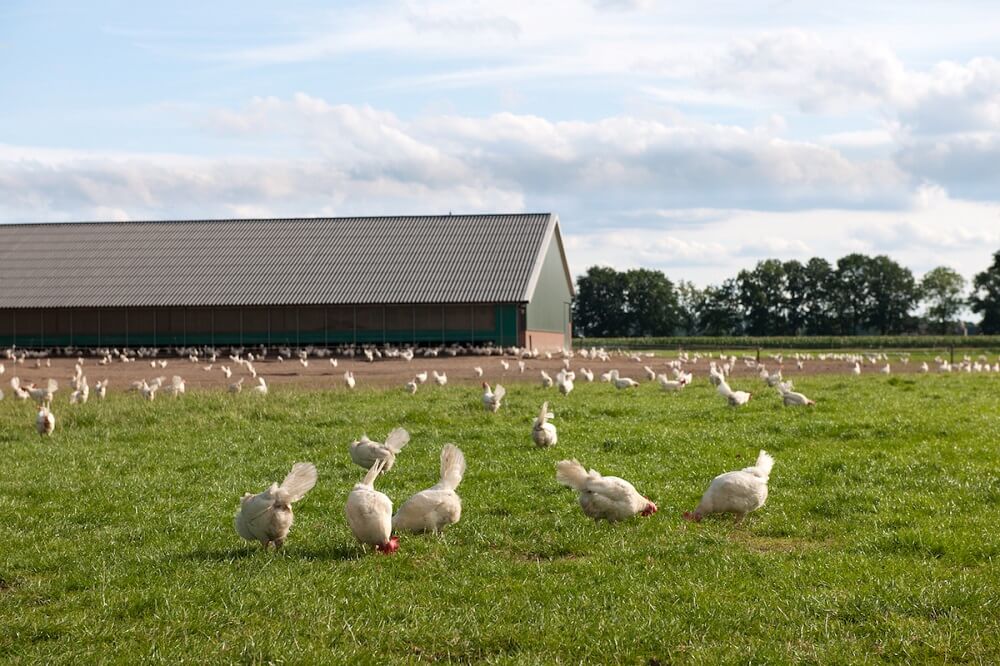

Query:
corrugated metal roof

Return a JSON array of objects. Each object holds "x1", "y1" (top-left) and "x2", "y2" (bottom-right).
[{"x1": 0, "y1": 214, "x2": 561, "y2": 308}]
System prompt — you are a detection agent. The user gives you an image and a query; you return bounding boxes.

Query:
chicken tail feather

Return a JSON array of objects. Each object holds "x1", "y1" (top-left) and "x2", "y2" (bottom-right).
[
  {"x1": 438, "y1": 444, "x2": 466, "y2": 491},
  {"x1": 279, "y1": 462, "x2": 318, "y2": 502},
  {"x1": 555, "y1": 459, "x2": 590, "y2": 491}
]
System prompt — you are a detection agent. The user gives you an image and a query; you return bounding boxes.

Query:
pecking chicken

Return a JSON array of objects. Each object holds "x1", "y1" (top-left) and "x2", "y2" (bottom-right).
[
  {"x1": 235, "y1": 462, "x2": 317, "y2": 549},
  {"x1": 556, "y1": 460, "x2": 657, "y2": 522},
  {"x1": 392, "y1": 444, "x2": 466, "y2": 534},
  {"x1": 345, "y1": 458, "x2": 398, "y2": 553},
  {"x1": 531, "y1": 401, "x2": 557, "y2": 447},
  {"x1": 684, "y1": 450, "x2": 774, "y2": 523},
  {"x1": 349, "y1": 427, "x2": 410, "y2": 471}
]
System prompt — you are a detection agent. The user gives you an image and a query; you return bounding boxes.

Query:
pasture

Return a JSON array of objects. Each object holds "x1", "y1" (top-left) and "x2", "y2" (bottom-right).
[{"x1": 2, "y1": 370, "x2": 999, "y2": 663}]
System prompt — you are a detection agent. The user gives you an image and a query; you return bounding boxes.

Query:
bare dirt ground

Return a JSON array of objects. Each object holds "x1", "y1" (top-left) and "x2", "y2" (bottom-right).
[{"x1": 3, "y1": 350, "x2": 941, "y2": 395}]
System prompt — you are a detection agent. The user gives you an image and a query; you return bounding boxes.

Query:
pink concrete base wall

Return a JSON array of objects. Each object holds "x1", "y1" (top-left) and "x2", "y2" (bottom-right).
[{"x1": 525, "y1": 330, "x2": 567, "y2": 352}]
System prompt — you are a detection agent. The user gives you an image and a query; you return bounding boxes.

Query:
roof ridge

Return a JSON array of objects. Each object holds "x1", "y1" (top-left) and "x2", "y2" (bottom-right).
[{"x1": 0, "y1": 212, "x2": 553, "y2": 228}]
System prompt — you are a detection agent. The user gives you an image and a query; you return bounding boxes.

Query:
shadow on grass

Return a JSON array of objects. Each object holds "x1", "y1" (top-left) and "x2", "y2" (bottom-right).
[{"x1": 177, "y1": 544, "x2": 366, "y2": 563}]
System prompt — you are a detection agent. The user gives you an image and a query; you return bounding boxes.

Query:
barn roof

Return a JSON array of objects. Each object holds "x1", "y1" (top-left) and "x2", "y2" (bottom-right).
[{"x1": 0, "y1": 213, "x2": 572, "y2": 309}]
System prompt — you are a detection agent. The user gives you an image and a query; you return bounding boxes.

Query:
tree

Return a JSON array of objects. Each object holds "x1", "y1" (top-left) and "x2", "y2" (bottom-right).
[
  {"x1": 920, "y1": 266, "x2": 967, "y2": 333},
  {"x1": 801, "y1": 257, "x2": 836, "y2": 334},
  {"x1": 782, "y1": 260, "x2": 808, "y2": 335},
  {"x1": 674, "y1": 280, "x2": 703, "y2": 335},
  {"x1": 864, "y1": 255, "x2": 918, "y2": 334},
  {"x1": 737, "y1": 259, "x2": 787, "y2": 335},
  {"x1": 970, "y1": 251, "x2": 1000, "y2": 333},
  {"x1": 833, "y1": 254, "x2": 874, "y2": 334},
  {"x1": 573, "y1": 267, "x2": 627, "y2": 337},
  {"x1": 622, "y1": 269, "x2": 679, "y2": 336},
  {"x1": 698, "y1": 279, "x2": 742, "y2": 336}
]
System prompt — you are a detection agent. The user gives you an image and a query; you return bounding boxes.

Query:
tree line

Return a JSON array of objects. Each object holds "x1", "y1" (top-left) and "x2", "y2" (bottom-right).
[{"x1": 573, "y1": 250, "x2": 1000, "y2": 337}]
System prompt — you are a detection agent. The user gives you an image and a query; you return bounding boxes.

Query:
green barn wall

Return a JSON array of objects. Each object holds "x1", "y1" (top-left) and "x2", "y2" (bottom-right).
[
  {"x1": 0, "y1": 304, "x2": 520, "y2": 348},
  {"x1": 525, "y1": 238, "x2": 573, "y2": 343}
]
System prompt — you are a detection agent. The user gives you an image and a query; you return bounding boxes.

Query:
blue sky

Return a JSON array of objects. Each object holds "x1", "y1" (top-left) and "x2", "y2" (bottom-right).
[{"x1": 3, "y1": 1, "x2": 1000, "y2": 285}]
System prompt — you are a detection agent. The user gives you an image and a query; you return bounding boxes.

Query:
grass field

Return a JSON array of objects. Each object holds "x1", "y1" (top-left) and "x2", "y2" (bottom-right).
[{"x1": 2, "y1": 374, "x2": 999, "y2": 664}]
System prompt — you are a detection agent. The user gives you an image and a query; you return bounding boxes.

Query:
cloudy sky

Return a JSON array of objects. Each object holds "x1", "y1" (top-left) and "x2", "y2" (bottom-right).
[{"x1": 2, "y1": 1, "x2": 1000, "y2": 284}]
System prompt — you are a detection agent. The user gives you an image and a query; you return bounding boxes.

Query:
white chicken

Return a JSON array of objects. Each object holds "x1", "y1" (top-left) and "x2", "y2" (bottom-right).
[
  {"x1": 684, "y1": 450, "x2": 774, "y2": 523},
  {"x1": 556, "y1": 369, "x2": 574, "y2": 396},
  {"x1": 657, "y1": 374, "x2": 687, "y2": 392},
  {"x1": 392, "y1": 444, "x2": 466, "y2": 534},
  {"x1": 228, "y1": 378, "x2": 244, "y2": 394},
  {"x1": 717, "y1": 379, "x2": 752, "y2": 406},
  {"x1": 71, "y1": 376, "x2": 89, "y2": 404},
  {"x1": 473, "y1": 366, "x2": 483, "y2": 377},
  {"x1": 36, "y1": 406, "x2": 56, "y2": 436},
  {"x1": 234, "y1": 462, "x2": 317, "y2": 549},
  {"x1": 349, "y1": 427, "x2": 410, "y2": 471},
  {"x1": 95, "y1": 379, "x2": 108, "y2": 399},
  {"x1": 852, "y1": 362, "x2": 862, "y2": 376},
  {"x1": 345, "y1": 458, "x2": 398, "y2": 553},
  {"x1": 415, "y1": 371, "x2": 428, "y2": 384},
  {"x1": 777, "y1": 381, "x2": 815, "y2": 406},
  {"x1": 532, "y1": 401, "x2": 557, "y2": 447},
  {"x1": 405, "y1": 379, "x2": 418, "y2": 394},
  {"x1": 579, "y1": 368, "x2": 594, "y2": 382},
  {"x1": 221, "y1": 365, "x2": 232, "y2": 379},
  {"x1": 481, "y1": 382, "x2": 506, "y2": 412},
  {"x1": 643, "y1": 365, "x2": 656, "y2": 381},
  {"x1": 22, "y1": 378, "x2": 58, "y2": 406},
  {"x1": 344, "y1": 370, "x2": 356, "y2": 389},
  {"x1": 556, "y1": 460, "x2": 657, "y2": 522},
  {"x1": 881, "y1": 363, "x2": 891, "y2": 375},
  {"x1": 433, "y1": 370, "x2": 448, "y2": 386},
  {"x1": 540, "y1": 370, "x2": 554, "y2": 388},
  {"x1": 329, "y1": 358, "x2": 339, "y2": 367},
  {"x1": 614, "y1": 376, "x2": 640, "y2": 389},
  {"x1": 161, "y1": 375, "x2": 185, "y2": 398},
  {"x1": 252, "y1": 377, "x2": 268, "y2": 395}
]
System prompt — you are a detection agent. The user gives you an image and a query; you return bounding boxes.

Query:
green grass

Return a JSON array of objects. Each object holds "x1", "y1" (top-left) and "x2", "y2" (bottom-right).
[
  {"x1": 2, "y1": 375, "x2": 999, "y2": 664},
  {"x1": 579, "y1": 334, "x2": 1000, "y2": 351}
]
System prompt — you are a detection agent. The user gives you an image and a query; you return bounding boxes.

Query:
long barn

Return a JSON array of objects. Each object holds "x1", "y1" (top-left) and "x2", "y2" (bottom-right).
[{"x1": 0, "y1": 213, "x2": 574, "y2": 351}]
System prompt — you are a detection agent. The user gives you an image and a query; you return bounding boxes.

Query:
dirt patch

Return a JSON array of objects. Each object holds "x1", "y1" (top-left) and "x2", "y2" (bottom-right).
[
  {"x1": 729, "y1": 533, "x2": 838, "y2": 553},
  {"x1": 2, "y1": 351, "x2": 935, "y2": 395}
]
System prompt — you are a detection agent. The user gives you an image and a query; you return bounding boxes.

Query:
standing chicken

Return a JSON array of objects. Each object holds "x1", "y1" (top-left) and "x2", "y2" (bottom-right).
[
  {"x1": 717, "y1": 379, "x2": 751, "y2": 406},
  {"x1": 36, "y1": 406, "x2": 56, "y2": 436},
  {"x1": 555, "y1": 460, "x2": 657, "y2": 522},
  {"x1": 235, "y1": 462, "x2": 318, "y2": 549},
  {"x1": 392, "y1": 444, "x2": 466, "y2": 534},
  {"x1": 531, "y1": 401, "x2": 557, "y2": 447},
  {"x1": 349, "y1": 427, "x2": 410, "y2": 471},
  {"x1": 777, "y1": 382, "x2": 815, "y2": 406},
  {"x1": 684, "y1": 450, "x2": 774, "y2": 523},
  {"x1": 345, "y1": 459, "x2": 398, "y2": 553},
  {"x1": 344, "y1": 370, "x2": 356, "y2": 390},
  {"x1": 481, "y1": 382, "x2": 506, "y2": 412},
  {"x1": 540, "y1": 370, "x2": 554, "y2": 388},
  {"x1": 556, "y1": 369, "x2": 574, "y2": 396}
]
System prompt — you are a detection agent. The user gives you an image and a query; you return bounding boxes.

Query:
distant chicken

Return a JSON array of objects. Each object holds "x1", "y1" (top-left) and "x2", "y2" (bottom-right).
[
  {"x1": 228, "y1": 378, "x2": 244, "y2": 394},
  {"x1": 344, "y1": 370, "x2": 356, "y2": 390},
  {"x1": 556, "y1": 369, "x2": 574, "y2": 395},
  {"x1": 405, "y1": 379, "x2": 418, "y2": 394},
  {"x1": 532, "y1": 401, "x2": 557, "y2": 447},
  {"x1": 881, "y1": 363, "x2": 891, "y2": 375},
  {"x1": 93, "y1": 379, "x2": 108, "y2": 398},
  {"x1": 540, "y1": 370, "x2": 554, "y2": 388},
  {"x1": 415, "y1": 371, "x2": 428, "y2": 384},
  {"x1": 481, "y1": 382, "x2": 506, "y2": 412},
  {"x1": 852, "y1": 362, "x2": 861, "y2": 376},
  {"x1": 349, "y1": 427, "x2": 410, "y2": 471},
  {"x1": 433, "y1": 370, "x2": 448, "y2": 386},
  {"x1": 579, "y1": 368, "x2": 594, "y2": 382},
  {"x1": 777, "y1": 381, "x2": 815, "y2": 406},
  {"x1": 345, "y1": 459, "x2": 398, "y2": 553},
  {"x1": 234, "y1": 462, "x2": 318, "y2": 549},
  {"x1": 329, "y1": 358, "x2": 339, "y2": 367},
  {"x1": 556, "y1": 460, "x2": 657, "y2": 522},
  {"x1": 161, "y1": 376, "x2": 186, "y2": 398},
  {"x1": 252, "y1": 377, "x2": 268, "y2": 395},
  {"x1": 643, "y1": 366, "x2": 656, "y2": 381},
  {"x1": 657, "y1": 374, "x2": 687, "y2": 392},
  {"x1": 684, "y1": 450, "x2": 774, "y2": 523},
  {"x1": 392, "y1": 444, "x2": 466, "y2": 534},
  {"x1": 612, "y1": 370, "x2": 640, "y2": 390},
  {"x1": 717, "y1": 379, "x2": 751, "y2": 406},
  {"x1": 19, "y1": 378, "x2": 58, "y2": 406},
  {"x1": 473, "y1": 366, "x2": 483, "y2": 377},
  {"x1": 70, "y1": 376, "x2": 89, "y2": 404},
  {"x1": 36, "y1": 406, "x2": 56, "y2": 436},
  {"x1": 221, "y1": 365, "x2": 233, "y2": 379}
]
